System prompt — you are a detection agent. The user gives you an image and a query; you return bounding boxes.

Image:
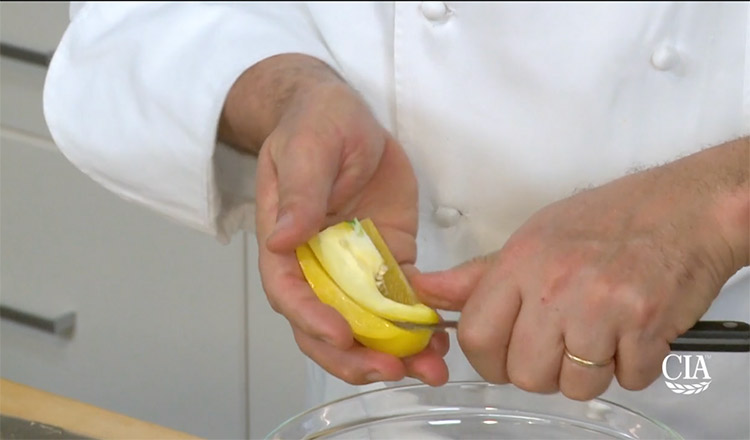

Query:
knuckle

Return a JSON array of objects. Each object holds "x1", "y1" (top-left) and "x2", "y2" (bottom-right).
[
  {"x1": 591, "y1": 273, "x2": 657, "y2": 329},
  {"x1": 291, "y1": 326, "x2": 311, "y2": 347},
  {"x1": 541, "y1": 270, "x2": 575, "y2": 304},
  {"x1": 622, "y1": 289, "x2": 658, "y2": 329},
  {"x1": 585, "y1": 272, "x2": 618, "y2": 304},
  {"x1": 582, "y1": 288, "x2": 610, "y2": 320},
  {"x1": 617, "y1": 374, "x2": 651, "y2": 391},
  {"x1": 293, "y1": 331, "x2": 316, "y2": 360},
  {"x1": 508, "y1": 369, "x2": 550, "y2": 393},
  {"x1": 560, "y1": 385, "x2": 599, "y2": 401},
  {"x1": 502, "y1": 235, "x2": 537, "y2": 261},
  {"x1": 264, "y1": 291, "x2": 284, "y2": 315},
  {"x1": 470, "y1": 357, "x2": 510, "y2": 385},
  {"x1": 457, "y1": 324, "x2": 493, "y2": 356},
  {"x1": 259, "y1": 277, "x2": 283, "y2": 314},
  {"x1": 617, "y1": 364, "x2": 662, "y2": 391}
]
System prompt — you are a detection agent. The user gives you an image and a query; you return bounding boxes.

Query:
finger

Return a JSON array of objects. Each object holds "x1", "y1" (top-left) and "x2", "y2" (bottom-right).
[
  {"x1": 293, "y1": 326, "x2": 407, "y2": 385},
  {"x1": 615, "y1": 332, "x2": 670, "y2": 391},
  {"x1": 506, "y1": 304, "x2": 564, "y2": 394},
  {"x1": 343, "y1": 137, "x2": 417, "y2": 235},
  {"x1": 255, "y1": 142, "x2": 286, "y2": 242},
  {"x1": 558, "y1": 320, "x2": 617, "y2": 400},
  {"x1": 264, "y1": 134, "x2": 342, "y2": 252},
  {"x1": 427, "y1": 330, "x2": 451, "y2": 357},
  {"x1": 402, "y1": 333, "x2": 450, "y2": 386},
  {"x1": 412, "y1": 253, "x2": 497, "y2": 311},
  {"x1": 255, "y1": 152, "x2": 353, "y2": 348},
  {"x1": 394, "y1": 265, "x2": 450, "y2": 386},
  {"x1": 260, "y1": 252, "x2": 355, "y2": 349},
  {"x1": 457, "y1": 276, "x2": 521, "y2": 384},
  {"x1": 379, "y1": 231, "x2": 417, "y2": 267},
  {"x1": 325, "y1": 136, "x2": 386, "y2": 219}
]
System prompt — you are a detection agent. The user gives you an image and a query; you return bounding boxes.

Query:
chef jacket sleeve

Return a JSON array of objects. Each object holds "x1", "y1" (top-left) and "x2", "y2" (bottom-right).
[{"x1": 43, "y1": 2, "x2": 341, "y2": 243}]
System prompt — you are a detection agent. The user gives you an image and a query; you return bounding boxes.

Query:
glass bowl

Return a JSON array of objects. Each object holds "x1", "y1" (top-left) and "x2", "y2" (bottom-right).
[{"x1": 266, "y1": 381, "x2": 681, "y2": 439}]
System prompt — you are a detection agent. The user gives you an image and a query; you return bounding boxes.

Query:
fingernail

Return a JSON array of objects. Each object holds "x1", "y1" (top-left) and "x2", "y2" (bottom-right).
[
  {"x1": 428, "y1": 337, "x2": 446, "y2": 354},
  {"x1": 365, "y1": 372, "x2": 383, "y2": 383},
  {"x1": 410, "y1": 372, "x2": 426, "y2": 383},
  {"x1": 271, "y1": 211, "x2": 293, "y2": 237}
]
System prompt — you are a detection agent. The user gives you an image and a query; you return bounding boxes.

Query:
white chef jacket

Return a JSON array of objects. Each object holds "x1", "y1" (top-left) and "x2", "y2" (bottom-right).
[{"x1": 44, "y1": 2, "x2": 749, "y2": 438}]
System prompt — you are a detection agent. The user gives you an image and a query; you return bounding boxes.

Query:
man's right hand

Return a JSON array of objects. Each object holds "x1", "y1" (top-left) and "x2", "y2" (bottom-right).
[{"x1": 219, "y1": 54, "x2": 449, "y2": 386}]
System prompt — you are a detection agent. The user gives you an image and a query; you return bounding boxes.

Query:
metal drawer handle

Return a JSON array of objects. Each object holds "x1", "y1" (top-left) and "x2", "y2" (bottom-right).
[
  {"x1": 0, "y1": 42, "x2": 51, "y2": 67},
  {"x1": 0, "y1": 305, "x2": 75, "y2": 336}
]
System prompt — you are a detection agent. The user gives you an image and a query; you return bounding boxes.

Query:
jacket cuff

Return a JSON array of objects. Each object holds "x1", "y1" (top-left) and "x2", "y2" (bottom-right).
[{"x1": 44, "y1": 2, "x2": 340, "y2": 241}]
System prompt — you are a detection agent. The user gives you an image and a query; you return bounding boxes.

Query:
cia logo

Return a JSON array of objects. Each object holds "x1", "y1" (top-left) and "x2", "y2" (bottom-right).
[{"x1": 662, "y1": 354, "x2": 712, "y2": 395}]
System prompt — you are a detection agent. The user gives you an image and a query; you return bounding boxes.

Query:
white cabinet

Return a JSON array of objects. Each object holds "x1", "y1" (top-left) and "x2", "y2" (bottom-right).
[
  {"x1": 1, "y1": 136, "x2": 248, "y2": 439},
  {"x1": 0, "y1": 3, "x2": 310, "y2": 439},
  {"x1": 0, "y1": 5, "x2": 249, "y2": 436}
]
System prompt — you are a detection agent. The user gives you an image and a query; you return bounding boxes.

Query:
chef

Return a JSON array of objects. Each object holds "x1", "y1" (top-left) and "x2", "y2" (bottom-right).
[{"x1": 43, "y1": 2, "x2": 748, "y2": 438}]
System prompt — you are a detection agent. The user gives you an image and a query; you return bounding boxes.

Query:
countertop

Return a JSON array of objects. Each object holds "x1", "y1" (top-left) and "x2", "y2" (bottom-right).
[{"x1": 0, "y1": 378, "x2": 201, "y2": 439}]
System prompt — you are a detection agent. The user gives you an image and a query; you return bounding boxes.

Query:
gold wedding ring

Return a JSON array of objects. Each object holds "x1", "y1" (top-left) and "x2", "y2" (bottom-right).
[{"x1": 564, "y1": 348, "x2": 613, "y2": 368}]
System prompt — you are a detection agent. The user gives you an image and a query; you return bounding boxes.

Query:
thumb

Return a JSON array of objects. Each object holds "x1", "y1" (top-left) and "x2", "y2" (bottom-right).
[
  {"x1": 265, "y1": 140, "x2": 340, "y2": 253},
  {"x1": 411, "y1": 254, "x2": 495, "y2": 311}
]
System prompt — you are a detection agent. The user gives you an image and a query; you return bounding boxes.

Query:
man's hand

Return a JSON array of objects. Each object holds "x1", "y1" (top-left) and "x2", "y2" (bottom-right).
[
  {"x1": 219, "y1": 54, "x2": 449, "y2": 386},
  {"x1": 414, "y1": 137, "x2": 749, "y2": 400}
]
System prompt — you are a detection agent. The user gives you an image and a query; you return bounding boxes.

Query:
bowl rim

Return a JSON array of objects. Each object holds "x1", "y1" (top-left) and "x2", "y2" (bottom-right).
[{"x1": 266, "y1": 380, "x2": 683, "y2": 439}]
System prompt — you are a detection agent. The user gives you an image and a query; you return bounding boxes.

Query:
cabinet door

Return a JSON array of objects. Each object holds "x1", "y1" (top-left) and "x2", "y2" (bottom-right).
[{"x1": 1, "y1": 137, "x2": 247, "y2": 439}]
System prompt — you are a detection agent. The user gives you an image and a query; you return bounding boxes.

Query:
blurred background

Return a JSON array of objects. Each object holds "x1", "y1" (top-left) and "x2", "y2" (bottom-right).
[{"x1": 0, "y1": 2, "x2": 307, "y2": 438}]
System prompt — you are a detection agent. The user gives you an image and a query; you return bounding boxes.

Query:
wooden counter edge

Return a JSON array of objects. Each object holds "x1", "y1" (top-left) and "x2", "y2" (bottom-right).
[{"x1": 0, "y1": 378, "x2": 202, "y2": 439}]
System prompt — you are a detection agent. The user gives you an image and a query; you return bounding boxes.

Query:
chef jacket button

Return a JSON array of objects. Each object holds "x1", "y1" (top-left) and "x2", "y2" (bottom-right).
[
  {"x1": 433, "y1": 206, "x2": 462, "y2": 227},
  {"x1": 650, "y1": 46, "x2": 680, "y2": 71},
  {"x1": 421, "y1": 2, "x2": 450, "y2": 22}
]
